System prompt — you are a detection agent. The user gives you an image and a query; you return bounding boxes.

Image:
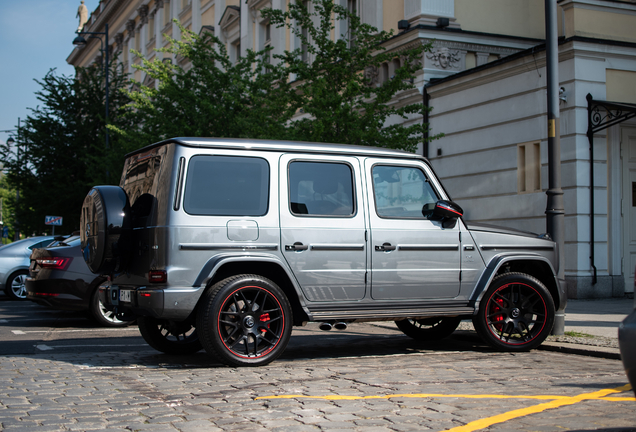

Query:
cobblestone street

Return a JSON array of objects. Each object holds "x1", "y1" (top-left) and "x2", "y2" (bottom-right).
[{"x1": 1, "y1": 319, "x2": 634, "y2": 432}]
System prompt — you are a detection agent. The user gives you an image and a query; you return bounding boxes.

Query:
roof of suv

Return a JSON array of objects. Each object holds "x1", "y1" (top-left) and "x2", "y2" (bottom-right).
[{"x1": 127, "y1": 137, "x2": 427, "y2": 161}]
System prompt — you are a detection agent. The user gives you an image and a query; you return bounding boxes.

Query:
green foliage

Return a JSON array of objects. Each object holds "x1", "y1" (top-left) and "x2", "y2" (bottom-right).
[
  {"x1": 262, "y1": 0, "x2": 437, "y2": 152},
  {"x1": 0, "y1": 177, "x2": 15, "y2": 243},
  {"x1": 0, "y1": 1, "x2": 438, "y2": 237},
  {"x1": 0, "y1": 56, "x2": 131, "y2": 236},
  {"x1": 121, "y1": 2, "x2": 437, "y2": 153},
  {"x1": 113, "y1": 25, "x2": 295, "y2": 149}
]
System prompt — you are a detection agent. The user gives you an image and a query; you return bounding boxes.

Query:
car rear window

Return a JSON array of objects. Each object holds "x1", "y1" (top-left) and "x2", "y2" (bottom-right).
[{"x1": 183, "y1": 155, "x2": 270, "y2": 216}]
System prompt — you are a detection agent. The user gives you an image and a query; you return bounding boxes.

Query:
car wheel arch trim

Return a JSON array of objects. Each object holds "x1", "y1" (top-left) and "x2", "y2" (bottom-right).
[
  {"x1": 194, "y1": 254, "x2": 311, "y2": 316},
  {"x1": 469, "y1": 254, "x2": 561, "y2": 312}
]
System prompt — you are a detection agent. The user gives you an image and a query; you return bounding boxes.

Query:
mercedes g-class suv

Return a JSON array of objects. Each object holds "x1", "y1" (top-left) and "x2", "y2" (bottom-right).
[{"x1": 81, "y1": 138, "x2": 566, "y2": 367}]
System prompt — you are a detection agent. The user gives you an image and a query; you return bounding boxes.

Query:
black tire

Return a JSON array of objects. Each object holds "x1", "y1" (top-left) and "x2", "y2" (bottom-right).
[
  {"x1": 473, "y1": 272, "x2": 555, "y2": 351},
  {"x1": 80, "y1": 186, "x2": 132, "y2": 275},
  {"x1": 137, "y1": 316, "x2": 202, "y2": 355},
  {"x1": 89, "y1": 285, "x2": 136, "y2": 328},
  {"x1": 4, "y1": 270, "x2": 29, "y2": 300},
  {"x1": 197, "y1": 275, "x2": 293, "y2": 367},
  {"x1": 395, "y1": 316, "x2": 462, "y2": 341}
]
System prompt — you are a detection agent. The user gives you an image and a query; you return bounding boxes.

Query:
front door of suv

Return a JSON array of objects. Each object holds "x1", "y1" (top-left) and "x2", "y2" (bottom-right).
[
  {"x1": 365, "y1": 159, "x2": 461, "y2": 300},
  {"x1": 280, "y1": 155, "x2": 367, "y2": 301}
]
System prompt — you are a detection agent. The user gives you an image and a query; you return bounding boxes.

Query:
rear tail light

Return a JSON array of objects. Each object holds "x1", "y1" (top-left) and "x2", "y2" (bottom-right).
[
  {"x1": 36, "y1": 257, "x2": 72, "y2": 271},
  {"x1": 148, "y1": 270, "x2": 167, "y2": 283}
]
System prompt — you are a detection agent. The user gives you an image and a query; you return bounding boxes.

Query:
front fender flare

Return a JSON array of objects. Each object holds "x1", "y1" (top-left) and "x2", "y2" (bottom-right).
[{"x1": 469, "y1": 253, "x2": 563, "y2": 312}]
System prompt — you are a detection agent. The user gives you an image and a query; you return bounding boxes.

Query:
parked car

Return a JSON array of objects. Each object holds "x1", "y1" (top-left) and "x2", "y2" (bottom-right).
[
  {"x1": 26, "y1": 235, "x2": 135, "y2": 327},
  {"x1": 618, "y1": 267, "x2": 636, "y2": 397},
  {"x1": 81, "y1": 137, "x2": 566, "y2": 367},
  {"x1": 0, "y1": 236, "x2": 55, "y2": 300}
]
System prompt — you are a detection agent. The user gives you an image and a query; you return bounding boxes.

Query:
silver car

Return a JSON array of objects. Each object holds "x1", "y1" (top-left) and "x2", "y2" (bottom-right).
[
  {"x1": 80, "y1": 138, "x2": 567, "y2": 367},
  {"x1": 618, "y1": 267, "x2": 636, "y2": 397},
  {"x1": 0, "y1": 236, "x2": 55, "y2": 300}
]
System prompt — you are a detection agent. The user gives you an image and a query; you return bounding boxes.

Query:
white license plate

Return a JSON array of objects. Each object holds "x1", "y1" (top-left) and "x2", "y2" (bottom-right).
[{"x1": 120, "y1": 290, "x2": 132, "y2": 302}]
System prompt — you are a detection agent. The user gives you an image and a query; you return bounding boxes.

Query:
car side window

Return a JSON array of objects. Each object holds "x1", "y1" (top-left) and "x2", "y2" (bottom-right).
[
  {"x1": 183, "y1": 155, "x2": 270, "y2": 216},
  {"x1": 288, "y1": 161, "x2": 355, "y2": 217},
  {"x1": 29, "y1": 240, "x2": 52, "y2": 250},
  {"x1": 372, "y1": 165, "x2": 438, "y2": 219}
]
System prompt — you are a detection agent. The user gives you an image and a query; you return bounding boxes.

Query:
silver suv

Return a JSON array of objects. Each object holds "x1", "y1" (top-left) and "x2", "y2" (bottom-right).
[{"x1": 81, "y1": 138, "x2": 566, "y2": 366}]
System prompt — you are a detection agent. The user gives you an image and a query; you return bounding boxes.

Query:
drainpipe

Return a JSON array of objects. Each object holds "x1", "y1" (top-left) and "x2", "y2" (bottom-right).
[
  {"x1": 545, "y1": 0, "x2": 565, "y2": 335},
  {"x1": 423, "y1": 87, "x2": 429, "y2": 159},
  {"x1": 586, "y1": 94, "x2": 598, "y2": 285}
]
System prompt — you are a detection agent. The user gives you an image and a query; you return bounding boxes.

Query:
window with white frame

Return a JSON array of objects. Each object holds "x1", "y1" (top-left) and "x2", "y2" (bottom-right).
[
  {"x1": 301, "y1": 0, "x2": 310, "y2": 64},
  {"x1": 260, "y1": 21, "x2": 271, "y2": 65},
  {"x1": 220, "y1": 6, "x2": 241, "y2": 64},
  {"x1": 164, "y1": 1, "x2": 171, "y2": 27},
  {"x1": 347, "y1": 0, "x2": 357, "y2": 48},
  {"x1": 517, "y1": 142, "x2": 542, "y2": 193},
  {"x1": 147, "y1": 13, "x2": 155, "y2": 42},
  {"x1": 232, "y1": 41, "x2": 241, "y2": 64}
]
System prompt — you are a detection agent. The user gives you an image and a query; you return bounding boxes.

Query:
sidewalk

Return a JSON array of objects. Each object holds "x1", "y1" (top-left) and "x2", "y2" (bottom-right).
[{"x1": 541, "y1": 296, "x2": 635, "y2": 359}]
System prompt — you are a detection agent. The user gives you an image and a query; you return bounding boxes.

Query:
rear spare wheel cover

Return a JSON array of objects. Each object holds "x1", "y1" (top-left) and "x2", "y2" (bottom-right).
[{"x1": 80, "y1": 186, "x2": 131, "y2": 274}]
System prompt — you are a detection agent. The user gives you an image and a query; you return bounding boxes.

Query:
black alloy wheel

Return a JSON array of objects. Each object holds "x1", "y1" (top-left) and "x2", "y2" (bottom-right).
[
  {"x1": 197, "y1": 275, "x2": 292, "y2": 367},
  {"x1": 137, "y1": 316, "x2": 202, "y2": 354},
  {"x1": 395, "y1": 316, "x2": 462, "y2": 341},
  {"x1": 473, "y1": 272, "x2": 555, "y2": 351}
]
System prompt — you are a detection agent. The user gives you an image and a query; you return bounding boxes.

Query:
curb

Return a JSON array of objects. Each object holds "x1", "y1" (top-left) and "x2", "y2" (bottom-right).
[{"x1": 540, "y1": 341, "x2": 621, "y2": 360}]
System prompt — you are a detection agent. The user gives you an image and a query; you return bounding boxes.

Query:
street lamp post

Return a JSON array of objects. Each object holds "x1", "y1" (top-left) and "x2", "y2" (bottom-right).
[
  {"x1": 2, "y1": 118, "x2": 21, "y2": 241},
  {"x1": 73, "y1": 23, "x2": 109, "y2": 151}
]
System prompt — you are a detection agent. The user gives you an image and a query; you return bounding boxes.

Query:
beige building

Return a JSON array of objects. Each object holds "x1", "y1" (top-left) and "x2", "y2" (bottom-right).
[{"x1": 68, "y1": 0, "x2": 636, "y2": 298}]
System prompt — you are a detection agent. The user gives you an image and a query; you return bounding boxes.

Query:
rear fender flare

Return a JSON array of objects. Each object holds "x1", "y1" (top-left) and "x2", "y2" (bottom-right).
[{"x1": 194, "y1": 253, "x2": 311, "y2": 319}]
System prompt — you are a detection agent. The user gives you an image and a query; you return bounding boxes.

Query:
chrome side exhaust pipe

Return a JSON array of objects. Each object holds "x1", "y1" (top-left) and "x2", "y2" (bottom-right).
[
  {"x1": 319, "y1": 322, "x2": 333, "y2": 331},
  {"x1": 333, "y1": 322, "x2": 348, "y2": 330}
]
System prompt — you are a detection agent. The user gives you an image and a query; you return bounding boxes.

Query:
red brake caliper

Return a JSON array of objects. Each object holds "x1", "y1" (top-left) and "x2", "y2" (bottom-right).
[
  {"x1": 259, "y1": 313, "x2": 270, "y2": 332},
  {"x1": 493, "y1": 297, "x2": 505, "y2": 331}
]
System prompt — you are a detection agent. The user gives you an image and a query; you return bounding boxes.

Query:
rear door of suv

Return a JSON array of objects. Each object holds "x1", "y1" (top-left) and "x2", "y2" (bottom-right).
[{"x1": 280, "y1": 154, "x2": 367, "y2": 301}]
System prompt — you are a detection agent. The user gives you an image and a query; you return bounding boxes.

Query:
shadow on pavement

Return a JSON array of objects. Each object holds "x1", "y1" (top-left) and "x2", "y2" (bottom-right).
[{"x1": 1, "y1": 329, "x2": 493, "y2": 369}]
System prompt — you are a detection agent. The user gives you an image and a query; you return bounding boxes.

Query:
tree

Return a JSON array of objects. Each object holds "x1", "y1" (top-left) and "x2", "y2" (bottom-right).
[
  {"x1": 262, "y1": 0, "x2": 437, "y2": 152},
  {"x1": 113, "y1": 25, "x2": 295, "y2": 150},
  {"x1": 0, "y1": 57, "x2": 131, "y2": 237}
]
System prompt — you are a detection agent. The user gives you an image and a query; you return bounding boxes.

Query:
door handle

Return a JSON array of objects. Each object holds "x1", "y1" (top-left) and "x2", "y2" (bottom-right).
[
  {"x1": 375, "y1": 242, "x2": 396, "y2": 252},
  {"x1": 285, "y1": 242, "x2": 309, "y2": 251}
]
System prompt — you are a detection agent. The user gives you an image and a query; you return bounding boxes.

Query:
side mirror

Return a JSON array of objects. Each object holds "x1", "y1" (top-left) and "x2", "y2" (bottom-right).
[{"x1": 423, "y1": 200, "x2": 463, "y2": 228}]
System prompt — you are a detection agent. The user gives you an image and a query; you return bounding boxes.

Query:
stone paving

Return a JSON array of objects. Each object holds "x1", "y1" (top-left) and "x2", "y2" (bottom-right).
[{"x1": 1, "y1": 343, "x2": 634, "y2": 432}]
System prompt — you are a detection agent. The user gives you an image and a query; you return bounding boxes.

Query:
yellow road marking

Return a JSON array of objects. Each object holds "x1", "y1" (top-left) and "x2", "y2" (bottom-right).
[
  {"x1": 445, "y1": 384, "x2": 632, "y2": 432},
  {"x1": 255, "y1": 393, "x2": 572, "y2": 401},
  {"x1": 255, "y1": 384, "x2": 634, "y2": 432}
]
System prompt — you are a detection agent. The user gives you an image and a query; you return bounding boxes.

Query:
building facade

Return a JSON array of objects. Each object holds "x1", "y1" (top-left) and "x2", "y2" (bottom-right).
[{"x1": 67, "y1": 0, "x2": 636, "y2": 298}]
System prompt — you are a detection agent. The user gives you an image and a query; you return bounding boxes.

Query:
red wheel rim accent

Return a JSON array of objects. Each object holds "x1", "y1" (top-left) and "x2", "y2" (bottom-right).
[
  {"x1": 484, "y1": 282, "x2": 547, "y2": 346},
  {"x1": 217, "y1": 285, "x2": 285, "y2": 359}
]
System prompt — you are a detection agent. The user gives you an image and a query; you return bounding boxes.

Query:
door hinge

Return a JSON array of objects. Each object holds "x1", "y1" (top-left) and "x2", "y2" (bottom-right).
[
  {"x1": 459, "y1": 271, "x2": 462, "y2": 282},
  {"x1": 365, "y1": 272, "x2": 368, "y2": 284}
]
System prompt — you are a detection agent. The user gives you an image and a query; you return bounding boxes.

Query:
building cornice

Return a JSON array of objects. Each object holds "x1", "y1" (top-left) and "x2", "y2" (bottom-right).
[{"x1": 425, "y1": 35, "x2": 636, "y2": 97}]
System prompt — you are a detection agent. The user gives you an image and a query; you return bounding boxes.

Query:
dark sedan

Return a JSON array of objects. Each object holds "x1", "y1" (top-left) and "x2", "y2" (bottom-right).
[
  {"x1": 618, "y1": 267, "x2": 636, "y2": 397},
  {"x1": 26, "y1": 236, "x2": 134, "y2": 327}
]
